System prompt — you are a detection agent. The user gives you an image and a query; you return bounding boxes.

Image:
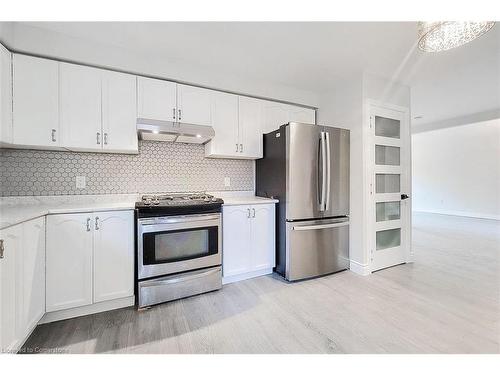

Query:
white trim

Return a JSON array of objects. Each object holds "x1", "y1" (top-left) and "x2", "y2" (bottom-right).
[
  {"x1": 39, "y1": 296, "x2": 134, "y2": 324},
  {"x1": 349, "y1": 260, "x2": 371, "y2": 276},
  {"x1": 413, "y1": 209, "x2": 500, "y2": 221},
  {"x1": 222, "y1": 267, "x2": 273, "y2": 284}
]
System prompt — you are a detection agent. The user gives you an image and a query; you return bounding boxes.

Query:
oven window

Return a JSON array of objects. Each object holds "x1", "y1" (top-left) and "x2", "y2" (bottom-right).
[{"x1": 143, "y1": 226, "x2": 218, "y2": 264}]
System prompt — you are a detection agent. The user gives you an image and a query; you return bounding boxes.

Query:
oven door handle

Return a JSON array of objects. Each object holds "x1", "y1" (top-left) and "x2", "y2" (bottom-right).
[
  {"x1": 138, "y1": 214, "x2": 220, "y2": 226},
  {"x1": 139, "y1": 267, "x2": 220, "y2": 287}
]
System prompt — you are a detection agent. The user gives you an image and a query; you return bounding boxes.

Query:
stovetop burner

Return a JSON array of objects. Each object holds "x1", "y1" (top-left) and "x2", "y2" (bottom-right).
[{"x1": 135, "y1": 192, "x2": 224, "y2": 217}]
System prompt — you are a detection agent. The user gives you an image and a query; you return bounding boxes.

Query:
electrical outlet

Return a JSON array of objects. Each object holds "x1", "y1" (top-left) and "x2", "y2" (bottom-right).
[
  {"x1": 224, "y1": 177, "x2": 231, "y2": 187},
  {"x1": 76, "y1": 176, "x2": 86, "y2": 189}
]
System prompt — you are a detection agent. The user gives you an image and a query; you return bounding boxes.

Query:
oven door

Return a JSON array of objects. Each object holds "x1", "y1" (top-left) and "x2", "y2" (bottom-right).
[{"x1": 137, "y1": 213, "x2": 221, "y2": 280}]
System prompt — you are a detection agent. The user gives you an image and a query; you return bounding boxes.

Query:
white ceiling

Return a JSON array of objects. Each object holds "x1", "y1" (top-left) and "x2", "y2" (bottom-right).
[{"x1": 4, "y1": 22, "x2": 500, "y2": 126}]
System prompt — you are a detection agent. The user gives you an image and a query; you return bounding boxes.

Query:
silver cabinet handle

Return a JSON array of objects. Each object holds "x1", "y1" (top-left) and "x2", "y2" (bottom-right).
[
  {"x1": 247, "y1": 208, "x2": 251, "y2": 218},
  {"x1": 239, "y1": 144, "x2": 243, "y2": 153},
  {"x1": 178, "y1": 109, "x2": 182, "y2": 121},
  {"x1": 51, "y1": 129, "x2": 57, "y2": 142},
  {"x1": 96, "y1": 132, "x2": 101, "y2": 145},
  {"x1": 86, "y1": 218, "x2": 91, "y2": 232},
  {"x1": 252, "y1": 208, "x2": 256, "y2": 218},
  {"x1": 0, "y1": 239, "x2": 4, "y2": 259},
  {"x1": 173, "y1": 108, "x2": 176, "y2": 120},
  {"x1": 293, "y1": 221, "x2": 349, "y2": 231},
  {"x1": 325, "y1": 131, "x2": 331, "y2": 211},
  {"x1": 104, "y1": 133, "x2": 108, "y2": 145},
  {"x1": 236, "y1": 143, "x2": 239, "y2": 152},
  {"x1": 95, "y1": 216, "x2": 100, "y2": 230}
]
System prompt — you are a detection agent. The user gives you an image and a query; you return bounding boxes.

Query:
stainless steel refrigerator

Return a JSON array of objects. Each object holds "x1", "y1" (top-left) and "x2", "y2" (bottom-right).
[{"x1": 256, "y1": 122, "x2": 350, "y2": 281}]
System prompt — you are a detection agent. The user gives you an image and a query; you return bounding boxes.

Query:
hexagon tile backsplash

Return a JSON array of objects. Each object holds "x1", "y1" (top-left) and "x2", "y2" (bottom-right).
[{"x1": 0, "y1": 141, "x2": 254, "y2": 196}]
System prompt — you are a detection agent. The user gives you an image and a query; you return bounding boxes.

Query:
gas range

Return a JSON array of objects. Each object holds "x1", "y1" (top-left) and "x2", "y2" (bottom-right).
[{"x1": 135, "y1": 192, "x2": 224, "y2": 217}]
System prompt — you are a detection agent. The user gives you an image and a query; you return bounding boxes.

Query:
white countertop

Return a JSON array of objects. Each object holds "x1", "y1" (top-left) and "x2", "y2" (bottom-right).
[{"x1": 0, "y1": 191, "x2": 278, "y2": 230}]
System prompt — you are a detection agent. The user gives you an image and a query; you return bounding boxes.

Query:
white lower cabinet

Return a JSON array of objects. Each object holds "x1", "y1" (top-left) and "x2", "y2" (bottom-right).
[
  {"x1": 222, "y1": 204, "x2": 275, "y2": 283},
  {"x1": 93, "y1": 211, "x2": 134, "y2": 303},
  {"x1": 46, "y1": 210, "x2": 134, "y2": 313},
  {"x1": 0, "y1": 217, "x2": 45, "y2": 353}
]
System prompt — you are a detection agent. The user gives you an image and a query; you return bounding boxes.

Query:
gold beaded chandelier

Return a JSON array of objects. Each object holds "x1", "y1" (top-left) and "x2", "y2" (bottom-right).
[{"x1": 418, "y1": 21, "x2": 495, "y2": 52}]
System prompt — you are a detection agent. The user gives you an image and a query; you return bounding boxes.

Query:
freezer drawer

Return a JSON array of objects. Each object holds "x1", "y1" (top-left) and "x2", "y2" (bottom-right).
[{"x1": 285, "y1": 218, "x2": 349, "y2": 281}]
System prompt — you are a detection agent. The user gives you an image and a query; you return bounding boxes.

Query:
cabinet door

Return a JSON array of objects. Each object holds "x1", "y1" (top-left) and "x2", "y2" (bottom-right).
[
  {"x1": 205, "y1": 91, "x2": 239, "y2": 157},
  {"x1": 46, "y1": 213, "x2": 93, "y2": 312},
  {"x1": 250, "y1": 204, "x2": 276, "y2": 270},
  {"x1": 222, "y1": 205, "x2": 252, "y2": 277},
  {"x1": 177, "y1": 84, "x2": 212, "y2": 126},
  {"x1": 21, "y1": 218, "x2": 45, "y2": 335},
  {"x1": 102, "y1": 71, "x2": 138, "y2": 153},
  {"x1": 93, "y1": 211, "x2": 134, "y2": 303},
  {"x1": 239, "y1": 96, "x2": 264, "y2": 158},
  {"x1": 0, "y1": 44, "x2": 12, "y2": 144},
  {"x1": 0, "y1": 225, "x2": 22, "y2": 353},
  {"x1": 288, "y1": 105, "x2": 316, "y2": 124},
  {"x1": 262, "y1": 100, "x2": 290, "y2": 134},
  {"x1": 60, "y1": 63, "x2": 102, "y2": 151},
  {"x1": 137, "y1": 76, "x2": 177, "y2": 122},
  {"x1": 12, "y1": 54, "x2": 59, "y2": 147}
]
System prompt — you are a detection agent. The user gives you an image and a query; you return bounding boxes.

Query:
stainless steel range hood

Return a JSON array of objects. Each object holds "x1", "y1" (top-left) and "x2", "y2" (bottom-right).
[{"x1": 137, "y1": 118, "x2": 215, "y2": 144}]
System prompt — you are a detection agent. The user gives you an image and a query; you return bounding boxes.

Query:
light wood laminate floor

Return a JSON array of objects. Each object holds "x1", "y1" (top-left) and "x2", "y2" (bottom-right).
[{"x1": 22, "y1": 213, "x2": 500, "y2": 353}]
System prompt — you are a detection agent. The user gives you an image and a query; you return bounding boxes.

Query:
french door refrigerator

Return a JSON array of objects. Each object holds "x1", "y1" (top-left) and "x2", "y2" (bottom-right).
[{"x1": 256, "y1": 122, "x2": 350, "y2": 281}]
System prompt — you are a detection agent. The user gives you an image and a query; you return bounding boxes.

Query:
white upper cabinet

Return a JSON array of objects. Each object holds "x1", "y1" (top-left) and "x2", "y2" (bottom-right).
[
  {"x1": 12, "y1": 54, "x2": 59, "y2": 148},
  {"x1": 262, "y1": 100, "x2": 290, "y2": 134},
  {"x1": 102, "y1": 71, "x2": 138, "y2": 153},
  {"x1": 93, "y1": 211, "x2": 134, "y2": 303},
  {"x1": 0, "y1": 44, "x2": 12, "y2": 144},
  {"x1": 137, "y1": 76, "x2": 177, "y2": 122},
  {"x1": 46, "y1": 213, "x2": 93, "y2": 312},
  {"x1": 288, "y1": 105, "x2": 316, "y2": 124},
  {"x1": 238, "y1": 96, "x2": 264, "y2": 159},
  {"x1": 205, "y1": 91, "x2": 239, "y2": 157},
  {"x1": 177, "y1": 84, "x2": 212, "y2": 126},
  {"x1": 60, "y1": 63, "x2": 102, "y2": 151}
]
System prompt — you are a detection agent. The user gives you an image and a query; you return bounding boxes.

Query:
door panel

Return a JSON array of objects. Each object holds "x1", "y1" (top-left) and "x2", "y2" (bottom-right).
[
  {"x1": 0, "y1": 225, "x2": 22, "y2": 352},
  {"x1": 263, "y1": 100, "x2": 289, "y2": 134},
  {"x1": 222, "y1": 206, "x2": 251, "y2": 277},
  {"x1": 102, "y1": 71, "x2": 138, "y2": 153},
  {"x1": 60, "y1": 63, "x2": 102, "y2": 150},
  {"x1": 137, "y1": 77, "x2": 177, "y2": 122},
  {"x1": 46, "y1": 213, "x2": 93, "y2": 312},
  {"x1": 286, "y1": 218, "x2": 349, "y2": 281},
  {"x1": 1, "y1": 44, "x2": 12, "y2": 144},
  {"x1": 94, "y1": 211, "x2": 134, "y2": 303},
  {"x1": 323, "y1": 126, "x2": 350, "y2": 217},
  {"x1": 370, "y1": 105, "x2": 410, "y2": 272},
  {"x1": 205, "y1": 91, "x2": 239, "y2": 157},
  {"x1": 177, "y1": 84, "x2": 212, "y2": 126},
  {"x1": 286, "y1": 122, "x2": 323, "y2": 220},
  {"x1": 250, "y1": 204, "x2": 275, "y2": 270},
  {"x1": 239, "y1": 96, "x2": 264, "y2": 158},
  {"x1": 13, "y1": 54, "x2": 59, "y2": 147}
]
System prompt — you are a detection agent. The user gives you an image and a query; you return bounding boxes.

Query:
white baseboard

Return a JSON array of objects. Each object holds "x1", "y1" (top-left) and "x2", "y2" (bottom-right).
[
  {"x1": 222, "y1": 267, "x2": 273, "y2": 284},
  {"x1": 413, "y1": 209, "x2": 500, "y2": 221},
  {"x1": 40, "y1": 296, "x2": 135, "y2": 324},
  {"x1": 349, "y1": 260, "x2": 371, "y2": 276}
]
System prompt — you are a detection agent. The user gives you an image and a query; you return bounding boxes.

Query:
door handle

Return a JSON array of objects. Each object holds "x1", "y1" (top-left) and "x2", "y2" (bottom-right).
[
  {"x1": 401, "y1": 194, "x2": 410, "y2": 200},
  {"x1": 247, "y1": 208, "x2": 251, "y2": 218},
  {"x1": 319, "y1": 132, "x2": 327, "y2": 211},
  {"x1": 239, "y1": 144, "x2": 243, "y2": 153},
  {"x1": 0, "y1": 239, "x2": 4, "y2": 259},
  {"x1": 173, "y1": 108, "x2": 176, "y2": 120},
  {"x1": 252, "y1": 208, "x2": 256, "y2": 218},
  {"x1": 51, "y1": 129, "x2": 57, "y2": 142},
  {"x1": 96, "y1": 132, "x2": 101, "y2": 145},
  {"x1": 95, "y1": 216, "x2": 100, "y2": 230},
  {"x1": 236, "y1": 143, "x2": 239, "y2": 152},
  {"x1": 293, "y1": 221, "x2": 349, "y2": 231},
  {"x1": 178, "y1": 109, "x2": 182, "y2": 121},
  {"x1": 86, "y1": 218, "x2": 91, "y2": 232},
  {"x1": 104, "y1": 133, "x2": 108, "y2": 145},
  {"x1": 325, "y1": 131, "x2": 331, "y2": 211}
]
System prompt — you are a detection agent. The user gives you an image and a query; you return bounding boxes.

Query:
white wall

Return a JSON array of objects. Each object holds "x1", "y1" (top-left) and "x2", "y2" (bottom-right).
[{"x1": 412, "y1": 119, "x2": 500, "y2": 220}]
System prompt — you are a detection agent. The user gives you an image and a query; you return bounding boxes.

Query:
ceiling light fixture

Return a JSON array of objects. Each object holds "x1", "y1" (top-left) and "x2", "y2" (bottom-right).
[{"x1": 418, "y1": 21, "x2": 495, "y2": 52}]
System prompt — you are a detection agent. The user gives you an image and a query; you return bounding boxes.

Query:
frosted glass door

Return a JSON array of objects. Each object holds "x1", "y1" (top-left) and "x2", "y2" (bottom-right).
[{"x1": 370, "y1": 105, "x2": 410, "y2": 272}]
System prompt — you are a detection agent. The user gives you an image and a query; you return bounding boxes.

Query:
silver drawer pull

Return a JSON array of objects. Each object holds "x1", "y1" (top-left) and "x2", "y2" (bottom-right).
[
  {"x1": 293, "y1": 222, "x2": 349, "y2": 231},
  {"x1": 0, "y1": 239, "x2": 4, "y2": 259},
  {"x1": 140, "y1": 267, "x2": 220, "y2": 288}
]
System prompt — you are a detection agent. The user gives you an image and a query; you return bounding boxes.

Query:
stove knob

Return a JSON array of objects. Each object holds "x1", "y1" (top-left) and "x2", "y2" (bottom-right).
[{"x1": 212, "y1": 197, "x2": 217, "y2": 202}]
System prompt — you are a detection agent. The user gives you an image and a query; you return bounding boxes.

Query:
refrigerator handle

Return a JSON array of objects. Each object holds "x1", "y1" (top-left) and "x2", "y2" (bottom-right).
[
  {"x1": 325, "y1": 131, "x2": 331, "y2": 211},
  {"x1": 319, "y1": 132, "x2": 327, "y2": 211}
]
